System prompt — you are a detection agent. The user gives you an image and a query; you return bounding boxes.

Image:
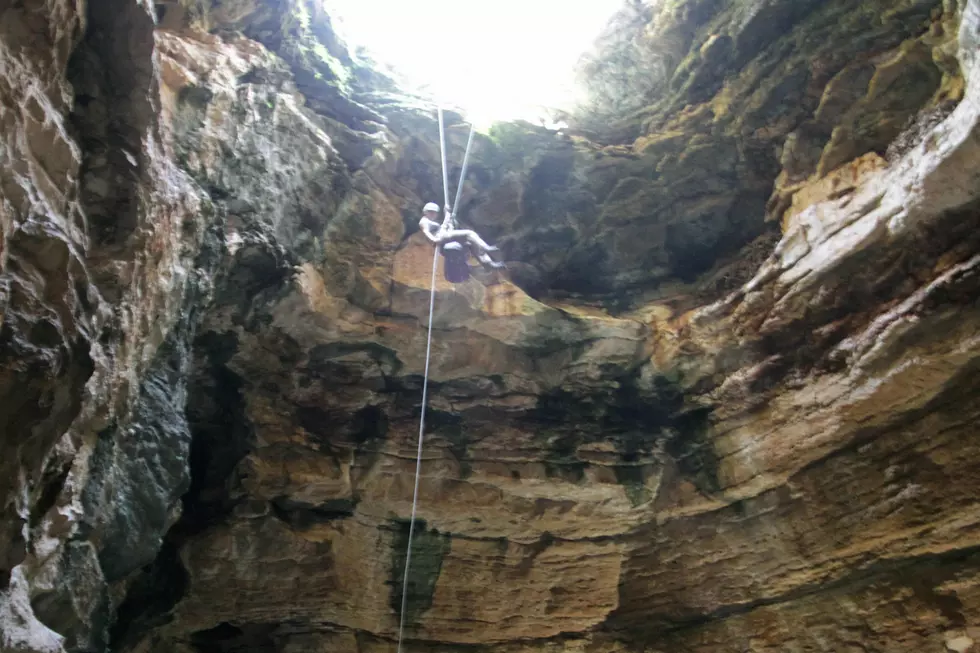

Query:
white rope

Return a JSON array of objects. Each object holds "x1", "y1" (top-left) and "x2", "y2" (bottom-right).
[
  {"x1": 450, "y1": 124, "x2": 475, "y2": 221},
  {"x1": 438, "y1": 106, "x2": 451, "y2": 224},
  {"x1": 396, "y1": 106, "x2": 466, "y2": 653},
  {"x1": 395, "y1": 245, "x2": 439, "y2": 653}
]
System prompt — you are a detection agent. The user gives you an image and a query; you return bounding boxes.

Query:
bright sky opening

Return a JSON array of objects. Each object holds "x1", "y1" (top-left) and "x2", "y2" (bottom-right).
[{"x1": 323, "y1": 0, "x2": 625, "y2": 128}]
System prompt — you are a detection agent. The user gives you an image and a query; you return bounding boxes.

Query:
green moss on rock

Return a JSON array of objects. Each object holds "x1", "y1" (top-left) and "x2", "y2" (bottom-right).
[{"x1": 389, "y1": 519, "x2": 452, "y2": 626}]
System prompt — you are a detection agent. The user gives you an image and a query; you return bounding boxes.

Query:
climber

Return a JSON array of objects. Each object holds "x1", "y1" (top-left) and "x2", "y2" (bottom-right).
[{"x1": 418, "y1": 201, "x2": 505, "y2": 276}]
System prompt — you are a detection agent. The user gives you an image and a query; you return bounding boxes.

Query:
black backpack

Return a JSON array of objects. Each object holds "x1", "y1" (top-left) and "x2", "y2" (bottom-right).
[{"x1": 440, "y1": 241, "x2": 470, "y2": 283}]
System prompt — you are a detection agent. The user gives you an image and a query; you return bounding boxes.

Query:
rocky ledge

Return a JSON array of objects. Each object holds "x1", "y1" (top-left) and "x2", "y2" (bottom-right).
[{"x1": 2, "y1": 0, "x2": 980, "y2": 652}]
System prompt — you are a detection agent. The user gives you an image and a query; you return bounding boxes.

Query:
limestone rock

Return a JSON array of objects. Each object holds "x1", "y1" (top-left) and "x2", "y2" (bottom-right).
[
  {"x1": 2, "y1": 1, "x2": 980, "y2": 653},
  {"x1": 1, "y1": 0, "x2": 219, "y2": 650}
]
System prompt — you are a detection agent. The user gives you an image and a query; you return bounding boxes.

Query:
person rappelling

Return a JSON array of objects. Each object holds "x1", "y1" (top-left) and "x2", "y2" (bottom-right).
[
  {"x1": 420, "y1": 109, "x2": 505, "y2": 283},
  {"x1": 395, "y1": 108, "x2": 504, "y2": 653},
  {"x1": 419, "y1": 201, "x2": 505, "y2": 282}
]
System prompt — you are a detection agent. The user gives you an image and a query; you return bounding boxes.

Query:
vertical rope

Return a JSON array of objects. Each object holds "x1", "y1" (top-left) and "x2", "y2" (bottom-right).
[
  {"x1": 450, "y1": 124, "x2": 475, "y2": 221},
  {"x1": 438, "y1": 106, "x2": 451, "y2": 221},
  {"x1": 395, "y1": 247, "x2": 439, "y2": 653},
  {"x1": 395, "y1": 108, "x2": 451, "y2": 653}
]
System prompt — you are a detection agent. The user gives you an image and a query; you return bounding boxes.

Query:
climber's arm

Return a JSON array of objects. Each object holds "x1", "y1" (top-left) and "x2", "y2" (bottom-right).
[
  {"x1": 419, "y1": 217, "x2": 443, "y2": 243},
  {"x1": 440, "y1": 208, "x2": 456, "y2": 232}
]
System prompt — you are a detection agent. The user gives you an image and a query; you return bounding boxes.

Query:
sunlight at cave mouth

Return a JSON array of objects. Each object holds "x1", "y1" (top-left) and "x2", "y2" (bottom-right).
[{"x1": 323, "y1": 0, "x2": 624, "y2": 128}]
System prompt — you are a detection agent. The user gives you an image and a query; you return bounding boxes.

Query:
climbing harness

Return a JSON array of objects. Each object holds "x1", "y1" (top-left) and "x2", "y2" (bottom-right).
[{"x1": 395, "y1": 108, "x2": 475, "y2": 653}]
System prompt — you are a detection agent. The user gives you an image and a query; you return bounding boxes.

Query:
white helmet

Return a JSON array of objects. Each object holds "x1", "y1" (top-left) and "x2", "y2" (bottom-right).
[{"x1": 423, "y1": 202, "x2": 440, "y2": 213}]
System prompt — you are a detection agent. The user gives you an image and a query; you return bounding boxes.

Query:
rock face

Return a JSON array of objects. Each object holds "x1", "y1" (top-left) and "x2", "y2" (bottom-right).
[{"x1": 2, "y1": 0, "x2": 980, "y2": 652}]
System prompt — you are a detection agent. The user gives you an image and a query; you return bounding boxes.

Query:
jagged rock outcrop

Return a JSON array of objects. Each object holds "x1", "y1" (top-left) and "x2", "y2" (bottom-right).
[
  {"x1": 2, "y1": 0, "x2": 980, "y2": 652},
  {"x1": 576, "y1": 0, "x2": 966, "y2": 292},
  {"x1": 1, "y1": 0, "x2": 217, "y2": 649}
]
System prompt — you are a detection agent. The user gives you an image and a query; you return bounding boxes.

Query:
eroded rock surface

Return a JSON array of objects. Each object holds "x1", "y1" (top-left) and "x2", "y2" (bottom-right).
[{"x1": 2, "y1": 0, "x2": 980, "y2": 652}]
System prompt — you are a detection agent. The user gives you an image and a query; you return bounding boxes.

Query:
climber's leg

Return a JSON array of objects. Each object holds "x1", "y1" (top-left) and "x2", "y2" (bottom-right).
[
  {"x1": 445, "y1": 228, "x2": 498, "y2": 252},
  {"x1": 476, "y1": 250, "x2": 506, "y2": 269}
]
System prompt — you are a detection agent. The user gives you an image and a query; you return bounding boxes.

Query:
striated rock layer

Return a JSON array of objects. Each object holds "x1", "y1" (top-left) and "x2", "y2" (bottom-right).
[{"x1": 1, "y1": 0, "x2": 980, "y2": 652}]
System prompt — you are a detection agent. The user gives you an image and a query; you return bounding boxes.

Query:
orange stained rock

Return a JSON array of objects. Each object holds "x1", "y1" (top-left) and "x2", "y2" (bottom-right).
[{"x1": 783, "y1": 153, "x2": 888, "y2": 232}]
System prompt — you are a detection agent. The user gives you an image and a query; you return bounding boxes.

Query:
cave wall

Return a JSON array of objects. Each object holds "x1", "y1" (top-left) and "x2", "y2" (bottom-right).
[
  {"x1": 1, "y1": 0, "x2": 216, "y2": 649},
  {"x1": 1, "y1": 0, "x2": 979, "y2": 652}
]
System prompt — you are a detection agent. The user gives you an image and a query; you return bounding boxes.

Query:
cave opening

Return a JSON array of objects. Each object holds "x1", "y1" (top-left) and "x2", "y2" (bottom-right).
[{"x1": 324, "y1": 0, "x2": 624, "y2": 126}]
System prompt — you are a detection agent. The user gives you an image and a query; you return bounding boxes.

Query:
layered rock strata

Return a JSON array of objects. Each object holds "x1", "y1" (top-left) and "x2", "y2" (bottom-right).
[{"x1": 1, "y1": 1, "x2": 979, "y2": 653}]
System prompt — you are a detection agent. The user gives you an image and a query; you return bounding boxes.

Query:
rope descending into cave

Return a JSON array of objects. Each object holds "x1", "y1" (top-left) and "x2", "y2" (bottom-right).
[
  {"x1": 395, "y1": 107, "x2": 475, "y2": 653},
  {"x1": 395, "y1": 240, "x2": 438, "y2": 653}
]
